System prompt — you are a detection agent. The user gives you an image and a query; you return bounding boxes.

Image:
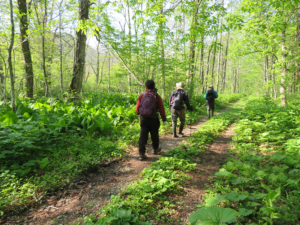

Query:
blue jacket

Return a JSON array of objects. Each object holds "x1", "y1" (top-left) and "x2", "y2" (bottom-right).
[{"x1": 204, "y1": 90, "x2": 218, "y2": 100}]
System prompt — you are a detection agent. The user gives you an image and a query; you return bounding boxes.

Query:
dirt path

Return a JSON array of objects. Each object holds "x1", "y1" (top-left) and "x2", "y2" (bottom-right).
[
  {"x1": 8, "y1": 103, "x2": 237, "y2": 225},
  {"x1": 160, "y1": 123, "x2": 237, "y2": 224}
]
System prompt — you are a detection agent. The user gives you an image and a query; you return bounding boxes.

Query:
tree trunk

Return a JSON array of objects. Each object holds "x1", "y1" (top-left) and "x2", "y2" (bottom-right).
[
  {"x1": 280, "y1": 28, "x2": 287, "y2": 107},
  {"x1": 127, "y1": 3, "x2": 132, "y2": 93},
  {"x1": 96, "y1": 42, "x2": 100, "y2": 85},
  {"x1": 222, "y1": 32, "x2": 230, "y2": 93},
  {"x1": 159, "y1": 5, "x2": 165, "y2": 98},
  {"x1": 216, "y1": 0, "x2": 223, "y2": 92},
  {"x1": 108, "y1": 51, "x2": 110, "y2": 93},
  {"x1": 17, "y1": 0, "x2": 34, "y2": 98},
  {"x1": 8, "y1": 0, "x2": 16, "y2": 112},
  {"x1": 297, "y1": 3, "x2": 300, "y2": 92},
  {"x1": 211, "y1": 33, "x2": 218, "y2": 82},
  {"x1": 0, "y1": 64, "x2": 3, "y2": 95},
  {"x1": 68, "y1": 0, "x2": 90, "y2": 96},
  {"x1": 233, "y1": 68, "x2": 237, "y2": 93},
  {"x1": 271, "y1": 48, "x2": 277, "y2": 98},
  {"x1": 200, "y1": 35, "x2": 205, "y2": 94},
  {"x1": 59, "y1": 0, "x2": 63, "y2": 93},
  {"x1": 204, "y1": 45, "x2": 213, "y2": 92},
  {"x1": 187, "y1": 0, "x2": 200, "y2": 96}
]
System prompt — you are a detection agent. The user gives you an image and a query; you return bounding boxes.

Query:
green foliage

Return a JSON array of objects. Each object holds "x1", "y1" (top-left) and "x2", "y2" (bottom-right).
[
  {"x1": 189, "y1": 207, "x2": 239, "y2": 225},
  {"x1": 200, "y1": 96, "x2": 300, "y2": 225}
]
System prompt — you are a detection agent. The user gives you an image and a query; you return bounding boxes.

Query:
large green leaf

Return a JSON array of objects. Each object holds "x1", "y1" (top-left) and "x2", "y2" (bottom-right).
[
  {"x1": 1, "y1": 111, "x2": 18, "y2": 126},
  {"x1": 189, "y1": 207, "x2": 239, "y2": 225},
  {"x1": 205, "y1": 195, "x2": 226, "y2": 206}
]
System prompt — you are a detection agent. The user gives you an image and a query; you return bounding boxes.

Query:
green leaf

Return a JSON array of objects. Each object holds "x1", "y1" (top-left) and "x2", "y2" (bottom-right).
[
  {"x1": 205, "y1": 195, "x2": 226, "y2": 206},
  {"x1": 239, "y1": 208, "x2": 254, "y2": 216},
  {"x1": 1, "y1": 111, "x2": 18, "y2": 126},
  {"x1": 251, "y1": 193, "x2": 267, "y2": 199},
  {"x1": 261, "y1": 183, "x2": 271, "y2": 192},
  {"x1": 189, "y1": 207, "x2": 239, "y2": 225},
  {"x1": 38, "y1": 157, "x2": 49, "y2": 170},
  {"x1": 225, "y1": 192, "x2": 248, "y2": 202}
]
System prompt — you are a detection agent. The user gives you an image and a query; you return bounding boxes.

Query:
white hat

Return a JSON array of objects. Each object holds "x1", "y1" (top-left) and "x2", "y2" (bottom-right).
[{"x1": 176, "y1": 82, "x2": 185, "y2": 89}]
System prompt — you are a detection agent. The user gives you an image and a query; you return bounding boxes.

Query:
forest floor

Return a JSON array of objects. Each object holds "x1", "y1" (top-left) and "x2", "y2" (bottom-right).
[{"x1": 7, "y1": 103, "x2": 237, "y2": 225}]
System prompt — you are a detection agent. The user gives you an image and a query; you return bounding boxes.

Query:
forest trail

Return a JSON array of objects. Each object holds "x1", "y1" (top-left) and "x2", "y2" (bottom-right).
[
  {"x1": 166, "y1": 123, "x2": 236, "y2": 224},
  {"x1": 14, "y1": 102, "x2": 237, "y2": 225}
]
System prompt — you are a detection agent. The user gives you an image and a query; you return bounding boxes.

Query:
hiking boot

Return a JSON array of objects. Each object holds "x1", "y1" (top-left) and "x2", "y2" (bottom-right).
[
  {"x1": 154, "y1": 146, "x2": 161, "y2": 155},
  {"x1": 139, "y1": 154, "x2": 147, "y2": 161},
  {"x1": 178, "y1": 124, "x2": 184, "y2": 135},
  {"x1": 173, "y1": 126, "x2": 178, "y2": 138}
]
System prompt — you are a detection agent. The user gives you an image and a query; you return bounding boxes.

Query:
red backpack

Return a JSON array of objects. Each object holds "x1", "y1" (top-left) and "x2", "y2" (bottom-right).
[{"x1": 139, "y1": 91, "x2": 158, "y2": 118}]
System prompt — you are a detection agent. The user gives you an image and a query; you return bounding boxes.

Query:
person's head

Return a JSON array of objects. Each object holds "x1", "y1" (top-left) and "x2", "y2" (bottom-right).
[
  {"x1": 176, "y1": 82, "x2": 185, "y2": 90},
  {"x1": 209, "y1": 85, "x2": 214, "y2": 90},
  {"x1": 145, "y1": 80, "x2": 155, "y2": 90}
]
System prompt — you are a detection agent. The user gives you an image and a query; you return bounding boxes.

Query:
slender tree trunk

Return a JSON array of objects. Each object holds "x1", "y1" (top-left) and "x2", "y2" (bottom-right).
[
  {"x1": 8, "y1": 0, "x2": 16, "y2": 112},
  {"x1": 200, "y1": 35, "x2": 205, "y2": 94},
  {"x1": 211, "y1": 34, "x2": 218, "y2": 82},
  {"x1": 127, "y1": 3, "x2": 131, "y2": 93},
  {"x1": 0, "y1": 54, "x2": 7, "y2": 103},
  {"x1": 159, "y1": 5, "x2": 165, "y2": 98},
  {"x1": 68, "y1": 0, "x2": 90, "y2": 96},
  {"x1": 42, "y1": 0, "x2": 48, "y2": 96},
  {"x1": 160, "y1": 38, "x2": 165, "y2": 98},
  {"x1": 280, "y1": 28, "x2": 287, "y2": 107},
  {"x1": 263, "y1": 55, "x2": 269, "y2": 94},
  {"x1": 216, "y1": 0, "x2": 223, "y2": 92},
  {"x1": 17, "y1": 0, "x2": 34, "y2": 98},
  {"x1": 187, "y1": 0, "x2": 200, "y2": 96},
  {"x1": 96, "y1": 42, "x2": 100, "y2": 85},
  {"x1": 233, "y1": 68, "x2": 237, "y2": 93},
  {"x1": 297, "y1": 3, "x2": 300, "y2": 92},
  {"x1": 108, "y1": 51, "x2": 110, "y2": 93},
  {"x1": 59, "y1": 0, "x2": 63, "y2": 93},
  {"x1": 222, "y1": 32, "x2": 230, "y2": 93},
  {"x1": 271, "y1": 49, "x2": 277, "y2": 98},
  {"x1": 204, "y1": 45, "x2": 213, "y2": 92},
  {"x1": 0, "y1": 64, "x2": 4, "y2": 96}
]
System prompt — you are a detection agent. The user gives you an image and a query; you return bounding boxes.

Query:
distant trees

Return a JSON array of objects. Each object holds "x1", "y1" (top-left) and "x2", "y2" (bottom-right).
[{"x1": 0, "y1": 0, "x2": 298, "y2": 104}]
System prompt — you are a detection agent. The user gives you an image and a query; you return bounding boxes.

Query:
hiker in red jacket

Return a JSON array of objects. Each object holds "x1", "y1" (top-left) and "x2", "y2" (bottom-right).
[{"x1": 136, "y1": 80, "x2": 167, "y2": 161}]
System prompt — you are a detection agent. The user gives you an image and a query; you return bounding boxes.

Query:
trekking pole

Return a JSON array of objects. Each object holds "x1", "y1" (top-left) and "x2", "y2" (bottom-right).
[{"x1": 190, "y1": 111, "x2": 192, "y2": 137}]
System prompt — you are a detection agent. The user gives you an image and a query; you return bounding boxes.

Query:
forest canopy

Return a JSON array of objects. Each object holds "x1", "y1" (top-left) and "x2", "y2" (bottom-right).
[{"x1": 0, "y1": 0, "x2": 299, "y2": 107}]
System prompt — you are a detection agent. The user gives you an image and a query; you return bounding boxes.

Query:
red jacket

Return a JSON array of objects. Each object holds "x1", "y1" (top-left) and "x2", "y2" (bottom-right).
[{"x1": 136, "y1": 89, "x2": 166, "y2": 121}]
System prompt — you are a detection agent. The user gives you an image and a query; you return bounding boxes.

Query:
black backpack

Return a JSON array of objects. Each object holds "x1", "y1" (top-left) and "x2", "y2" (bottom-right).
[
  {"x1": 206, "y1": 89, "x2": 214, "y2": 102},
  {"x1": 172, "y1": 91, "x2": 183, "y2": 110}
]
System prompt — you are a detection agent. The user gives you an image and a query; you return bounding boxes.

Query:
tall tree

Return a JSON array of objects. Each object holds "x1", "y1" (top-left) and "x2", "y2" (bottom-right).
[
  {"x1": 8, "y1": 0, "x2": 16, "y2": 112},
  {"x1": 17, "y1": 0, "x2": 34, "y2": 98},
  {"x1": 68, "y1": 0, "x2": 90, "y2": 96}
]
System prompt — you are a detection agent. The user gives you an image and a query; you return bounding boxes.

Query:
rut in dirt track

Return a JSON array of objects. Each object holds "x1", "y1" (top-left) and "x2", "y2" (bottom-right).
[{"x1": 7, "y1": 102, "x2": 238, "y2": 225}]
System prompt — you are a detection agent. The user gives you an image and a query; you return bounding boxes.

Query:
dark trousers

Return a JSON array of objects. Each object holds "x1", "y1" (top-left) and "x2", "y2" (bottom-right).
[
  {"x1": 139, "y1": 117, "x2": 160, "y2": 155},
  {"x1": 206, "y1": 100, "x2": 215, "y2": 112}
]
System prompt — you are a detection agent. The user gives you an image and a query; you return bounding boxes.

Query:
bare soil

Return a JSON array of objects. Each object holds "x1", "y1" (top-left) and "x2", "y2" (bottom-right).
[{"x1": 5, "y1": 104, "x2": 237, "y2": 225}]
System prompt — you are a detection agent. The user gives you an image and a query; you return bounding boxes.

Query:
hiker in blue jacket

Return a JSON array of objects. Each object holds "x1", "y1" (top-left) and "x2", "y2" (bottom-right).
[
  {"x1": 169, "y1": 82, "x2": 193, "y2": 138},
  {"x1": 204, "y1": 85, "x2": 218, "y2": 118}
]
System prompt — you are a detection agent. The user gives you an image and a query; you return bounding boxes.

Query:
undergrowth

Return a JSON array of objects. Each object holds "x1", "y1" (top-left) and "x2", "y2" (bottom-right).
[{"x1": 194, "y1": 95, "x2": 300, "y2": 225}]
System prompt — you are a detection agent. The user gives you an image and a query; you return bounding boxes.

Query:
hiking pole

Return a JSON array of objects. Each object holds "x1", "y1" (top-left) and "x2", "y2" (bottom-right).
[{"x1": 190, "y1": 111, "x2": 192, "y2": 137}]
